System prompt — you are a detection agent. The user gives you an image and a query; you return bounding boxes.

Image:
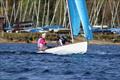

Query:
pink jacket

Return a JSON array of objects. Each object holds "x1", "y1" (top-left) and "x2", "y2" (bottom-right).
[{"x1": 38, "y1": 37, "x2": 46, "y2": 47}]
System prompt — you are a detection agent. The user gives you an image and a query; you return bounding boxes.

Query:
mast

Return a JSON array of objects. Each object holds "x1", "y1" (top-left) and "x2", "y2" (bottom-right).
[{"x1": 66, "y1": 0, "x2": 74, "y2": 43}]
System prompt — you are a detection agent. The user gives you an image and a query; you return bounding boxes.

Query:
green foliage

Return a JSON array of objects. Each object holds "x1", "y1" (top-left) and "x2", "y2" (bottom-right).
[
  {"x1": 0, "y1": 0, "x2": 119, "y2": 28},
  {"x1": 93, "y1": 33, "x2": 120, "y2": 42},
  {"x1": 0, "y1": 32, "x2": 71, "y2": 43},
  {"x1": 0, "y1": 32, "x2": 120, "y2": 43}
]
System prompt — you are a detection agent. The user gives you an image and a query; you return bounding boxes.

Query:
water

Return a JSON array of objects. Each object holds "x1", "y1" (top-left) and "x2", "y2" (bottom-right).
[{"x1": 0, "y1": 43, "x2": 120, "y2": 80}]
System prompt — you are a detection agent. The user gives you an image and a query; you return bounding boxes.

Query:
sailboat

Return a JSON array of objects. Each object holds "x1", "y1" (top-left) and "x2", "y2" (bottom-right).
[{"x1": 37, "y1": 0, "x2": 93, "y2": 55}]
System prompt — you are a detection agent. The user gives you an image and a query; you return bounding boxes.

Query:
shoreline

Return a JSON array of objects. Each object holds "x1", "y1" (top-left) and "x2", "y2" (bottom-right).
[
  {"x1": 0, "y1": 38, "x2": 120, "y2": 45},
  {"x1": 89, "y1": 40, "x2": 120, "y2": 45},
  {"x1": 0, "y1": 32, "x2": 120, "y2": 45}
]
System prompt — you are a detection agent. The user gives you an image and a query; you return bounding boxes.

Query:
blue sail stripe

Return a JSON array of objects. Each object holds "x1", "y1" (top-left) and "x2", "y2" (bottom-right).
[
  {"x1": 75, "y1": 0, "x2": 93, "y2": 40},
  {"x1": 68, "y1": 0, "x2": 81, "y2": 36}
]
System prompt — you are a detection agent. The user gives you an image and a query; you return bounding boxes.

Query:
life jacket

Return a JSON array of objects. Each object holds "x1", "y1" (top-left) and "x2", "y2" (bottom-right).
[{"x1": 38, "y1": 37, "x2": 46, "y2": 47}]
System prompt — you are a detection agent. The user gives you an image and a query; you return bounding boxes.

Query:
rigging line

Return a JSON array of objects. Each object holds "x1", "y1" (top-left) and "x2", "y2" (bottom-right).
[
  {"x1": 113, "y1": 1, "x2": 119, "y2": 22},
  {"x1": 111, "y1": 0, "x2": 116, "y2": 26},
  {"x1": 59, "y1": 0, "x2": 63, "y2": 25},
  {"x1": 31, "y1": 0, "x2": 38, "y2": 23},
  {"x1": 28, "y1": 1, "x2": 33, "y2": 16},
  {"x1": 89, "y1": 0, "x2": 96, "y2": 25},
  {"x1": 50, "y1": 0, "x2": 60, "y2": 25},
  {"x1": 116, "y1": 1, "x2": 120, "y2": 25},
  {"x1": 45, "y1": 0, "x2": 50, "y2": 25},
  {"x1": 94, "y1": 0, "x2": 105, "y2": 25},
  {"x1": 19, "y1": 0, "x2": 23, "y2": 22},
  {"x1": 36, "y1": 0, "x2": 41, "y2": 27},
  {"x1": 62, "y1": 0, "x2": 67, "y2": 27},
  {"x1": 91, "y1": 0, "x2": 101, "y2": 25},
  {"x1": 108, "y1": 0, "x2": 115, "y2": 27},
  {"x1": 2, "y1": 0, "x2": 10, "y2": 25},
  {"x1": 0, "y1": 0, "x2": 4, "y2": 15},
  {"x1": 42, "y1": 0, "x2": 47, "y2": 27},
  {"x1": 14, "y1": 1, "x2": 21, "y2": 22},
  {"x1": 112, "y1": 1, "x2": 120, "y2": 27},
  {"x1": 101, "y1": 0, "x2": 107, "y2": 28},
  {"x1": 22, "y1": 0, "x2": 30, "y2": 22},
  {"x1": 32, "y1": 1, "x2": 36, "y2": 22},
  {"x1": 10, "y1": 2, "x2": 15, "y2": 23}
]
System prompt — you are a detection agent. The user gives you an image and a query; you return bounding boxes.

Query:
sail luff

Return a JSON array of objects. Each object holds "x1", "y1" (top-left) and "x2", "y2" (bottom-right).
[
  {"x1": 67, "y1": 0, "x2": 81, "y2": 37},
  {"x1": 66, "y1": 0, "x2": 74, "y2": 42}
]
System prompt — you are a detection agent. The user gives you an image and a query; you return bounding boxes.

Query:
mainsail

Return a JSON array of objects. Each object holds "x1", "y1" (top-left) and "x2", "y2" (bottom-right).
[
  {"x1": 67, "y1": 0, "x2": 81, "y2": 36},
  {"x1": 67, "y1": 0, "x2": 93, "y2": 40}
]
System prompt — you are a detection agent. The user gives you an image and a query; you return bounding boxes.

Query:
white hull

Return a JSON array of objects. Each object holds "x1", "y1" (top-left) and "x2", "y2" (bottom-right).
[{"x1": 37, "y1": 42, "x2": 87, "y2": 55}]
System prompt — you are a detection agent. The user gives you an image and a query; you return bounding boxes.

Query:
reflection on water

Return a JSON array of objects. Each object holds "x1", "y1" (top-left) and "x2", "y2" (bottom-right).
[{"x1": 0, "y1": 43, "x2": 120, "y2": 80}]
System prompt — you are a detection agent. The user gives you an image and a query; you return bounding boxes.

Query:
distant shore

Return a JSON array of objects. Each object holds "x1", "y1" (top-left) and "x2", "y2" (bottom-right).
[
  {"x1": 0, "y1": 37, "x2": 120, "y2": 45},
  {"x1": 89, "y1": 40, "x2": 120, "y2": 45},
  {"x1": 0, "y1": 32, "x2": 120, "y2": 45}
]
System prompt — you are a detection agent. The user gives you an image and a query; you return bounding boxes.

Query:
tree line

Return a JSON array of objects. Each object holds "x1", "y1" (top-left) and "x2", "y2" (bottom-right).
[{"x1": 0, "y1": 0, "x2": 120, "y2": 28}]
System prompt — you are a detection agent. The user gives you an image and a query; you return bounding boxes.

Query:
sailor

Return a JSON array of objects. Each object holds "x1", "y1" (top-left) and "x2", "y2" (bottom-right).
[
  {"x1": 58, "y1": 35, "x2": 69, "y2": 46},
  {"x1": 37, "y1": 33, "x2": 47, "y2": 51}
]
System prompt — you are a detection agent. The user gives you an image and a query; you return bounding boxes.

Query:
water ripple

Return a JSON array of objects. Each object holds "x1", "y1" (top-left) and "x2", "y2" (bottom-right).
[{"x1": 0, "y1": 43, "x2": 120, "y2": 80}]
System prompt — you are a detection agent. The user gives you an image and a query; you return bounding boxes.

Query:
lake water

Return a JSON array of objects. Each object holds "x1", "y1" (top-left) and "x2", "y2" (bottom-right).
[{"x1": 0, "y1": 43, "x2": 120, "y2": 80}]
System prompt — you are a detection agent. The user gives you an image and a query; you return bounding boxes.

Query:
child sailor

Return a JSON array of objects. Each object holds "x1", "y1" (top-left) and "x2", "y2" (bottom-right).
[{"x1": 37, "y1": 33, "x2": 47, "y2": 51}]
